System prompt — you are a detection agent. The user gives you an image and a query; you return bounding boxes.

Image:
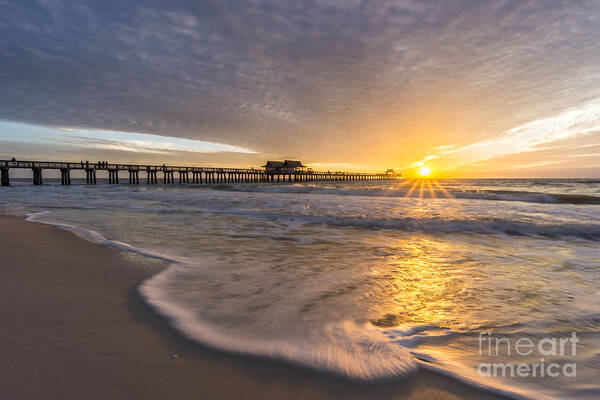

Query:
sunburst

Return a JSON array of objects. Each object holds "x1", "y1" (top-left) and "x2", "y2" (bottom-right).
[{"x1": 399, "y1": 167, "x2": 455, "y2": 200}]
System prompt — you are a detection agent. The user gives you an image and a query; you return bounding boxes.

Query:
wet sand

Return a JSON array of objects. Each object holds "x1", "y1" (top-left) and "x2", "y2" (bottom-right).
[{"x1": 0, "y1": 215, "x2": 506, "y2": 400}]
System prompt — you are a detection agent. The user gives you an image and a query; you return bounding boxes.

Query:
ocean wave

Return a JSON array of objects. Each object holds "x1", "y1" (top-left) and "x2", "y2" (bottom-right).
[
  {"x1": 325, "y1": 215, "x2": 599, "y2": 240},
  {"x1": 25, "y1": 211, "x2": 180, "y2": 263},
  {"x1": 139, "y1": 271, "x2": 567, "y2": 399},
  {"x1": 24, "y1": 211, "x2": 418, "y2": 381},
  {"x1": 21, "y1": 212, "x2": 444, "y2": 383},
  {"x1": 140, "y1": 272, "x2": 418, "y2": 381},
  {"x1": 21, "y1": 211, "x2": 592, "y2": 400},
  {"x1": 208, "y1": 209, "x2": 600, "y2": 241},
  {"x1": 223, "y1": 184, "x2": 600, "y2": 205},
  {"x1": 459, "y1": 190, "x2": 600, "y2": 205}
]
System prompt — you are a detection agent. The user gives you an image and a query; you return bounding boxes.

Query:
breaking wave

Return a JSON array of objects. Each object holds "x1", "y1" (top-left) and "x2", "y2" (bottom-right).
[
  {"x1": 195, "y1": 209, "x2": 600, "y2": 241},
  {"x1": 224, "y1": 184, "x2": 600, "y2": 205}
]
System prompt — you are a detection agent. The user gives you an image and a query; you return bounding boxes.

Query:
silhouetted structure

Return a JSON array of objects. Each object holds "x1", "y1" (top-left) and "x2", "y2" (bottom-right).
[
  {"x1": 263, "y1": 161, "x2": 285, "y2": 172},
  {"x1": 263, "y1": 160, "x2": 306, "y2": 173},
  {"x1": 0, "y1": 159, "x2": 401, "y2": 186}
]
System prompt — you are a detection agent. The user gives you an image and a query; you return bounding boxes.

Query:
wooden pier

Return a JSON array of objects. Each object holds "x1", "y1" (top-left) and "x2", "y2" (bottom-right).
[{"x1": 0, "y1": 160, "x2": 400, "y2": 186}]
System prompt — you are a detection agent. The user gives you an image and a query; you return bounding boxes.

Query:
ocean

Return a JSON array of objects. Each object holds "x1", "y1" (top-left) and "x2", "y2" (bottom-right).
[{"x1": 1, "y1": 178, "x2": 598, "y2": 399}]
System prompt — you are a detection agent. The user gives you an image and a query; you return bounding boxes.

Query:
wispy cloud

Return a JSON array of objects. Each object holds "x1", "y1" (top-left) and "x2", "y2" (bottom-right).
[
  {"x1": 0, "y1": 121, "x2": 255, "y2": 155},
  {"x1": 54, "y1": 129, "x2": 256, "y2": 154},
  {"x1": 408, "y1": 99, "x2": 600, "y2": 171}
]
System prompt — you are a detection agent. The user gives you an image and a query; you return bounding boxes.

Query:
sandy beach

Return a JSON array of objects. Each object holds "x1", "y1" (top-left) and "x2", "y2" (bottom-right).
[{"x1": 0, "y1": 215, "x2": 506, "y2": 400}]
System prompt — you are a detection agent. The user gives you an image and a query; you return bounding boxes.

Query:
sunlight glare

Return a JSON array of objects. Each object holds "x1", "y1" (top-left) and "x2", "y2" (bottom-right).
[{"x1": 418, "y1": 166, "x2": 432, "y2": 177}]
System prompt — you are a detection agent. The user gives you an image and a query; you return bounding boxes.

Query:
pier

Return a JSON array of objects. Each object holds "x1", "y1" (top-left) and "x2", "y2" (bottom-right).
[{"x1": 0, "y1": 159, "x2": 400, "y2": 186}]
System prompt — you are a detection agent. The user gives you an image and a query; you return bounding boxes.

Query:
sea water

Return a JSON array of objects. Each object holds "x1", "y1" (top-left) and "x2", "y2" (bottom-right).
[{"x1": 1, "y1": 178, "x2": 598, "y2": 399}]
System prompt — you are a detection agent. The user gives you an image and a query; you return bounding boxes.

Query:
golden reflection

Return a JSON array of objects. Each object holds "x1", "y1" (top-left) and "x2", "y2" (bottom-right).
[
  {"x1": 406, "y1": 179, "x2": 421, "y2": 197},
  {"x1": 368, "y1": 236, "x2": 479, "y2": 330},
  {"x1": 432, "y1": 179, "x2": 454, "y2": 199},
  {"x1": 425, "y1": 179, "x2": 436, "y2": 198}
]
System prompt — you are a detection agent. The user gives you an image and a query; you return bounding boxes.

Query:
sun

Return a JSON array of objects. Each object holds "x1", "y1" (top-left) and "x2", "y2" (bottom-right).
[{"x1": 418, "y1": 166, "x2": 432, "y2": 177}]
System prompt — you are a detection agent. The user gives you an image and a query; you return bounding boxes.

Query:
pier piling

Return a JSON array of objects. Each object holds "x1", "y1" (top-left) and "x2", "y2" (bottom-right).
[
  {"x1": 1, "y1": 167, "x2": 9, "y2": 186},
  {"x1": 108, "y1": 169, "x2": 119, "y2": 184},
  {"x1": 60, "y1": 168, "x2": 71, "y2": 185},
  {"x1": 146, "y1": 169, "x2": 158, "y2": 184},
  {"x1": 86, "y1": 169, "x2": 97, "y2": 184},
  {"x1": 32, "y1": 167, "x2": 43, "y2": 185},
  {"x1": 163, "y1": 170, "x2": 174, "y2": 184},
  {"x1": 128, "y1": 170, "x2": 140, "y2": 184}
]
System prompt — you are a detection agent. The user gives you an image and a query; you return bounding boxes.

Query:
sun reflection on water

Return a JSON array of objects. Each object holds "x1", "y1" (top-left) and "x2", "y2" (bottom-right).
[{"x1": 366, "y1": 236, "x2": 480, "y2": 330}]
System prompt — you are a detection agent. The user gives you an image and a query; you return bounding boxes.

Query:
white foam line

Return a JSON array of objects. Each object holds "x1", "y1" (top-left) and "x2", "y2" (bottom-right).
[
  {"x1": 139, "y1": 269, "x2": 419, "y2": 381},
  {"x1": 25, "y1": 211, "x2": 179, "y2": 263}
]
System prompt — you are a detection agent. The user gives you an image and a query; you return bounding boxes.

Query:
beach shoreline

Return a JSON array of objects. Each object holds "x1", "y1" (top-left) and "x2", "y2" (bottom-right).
[{"x1": 0, "y1": 215, "x2": 507, "y2": 400}]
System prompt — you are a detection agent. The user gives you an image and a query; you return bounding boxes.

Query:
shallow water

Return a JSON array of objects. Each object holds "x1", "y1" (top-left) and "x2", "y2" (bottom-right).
[{"x1": 1, "y1": 178, "x2": 598, "y2": 399}]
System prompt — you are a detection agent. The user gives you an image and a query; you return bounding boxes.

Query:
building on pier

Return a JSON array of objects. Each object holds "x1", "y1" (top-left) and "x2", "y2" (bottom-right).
[
  {"x1": 263, "y1": 160, "x2": 306, "y2": 173},
  {"x1": 263, "y1": 161, "x2": 284, "y2": 172}
]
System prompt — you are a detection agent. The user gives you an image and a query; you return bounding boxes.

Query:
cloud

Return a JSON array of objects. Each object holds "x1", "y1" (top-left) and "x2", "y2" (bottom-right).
[
  {"x1": 1, "y1": 1, "x2": 600, "y2": 174},
  {"x1": 54, "y1": 129, "x2": 256, "y2": 154},
  {"x1": 408, "y1": 99, "x2": 600, "y2": 171}
]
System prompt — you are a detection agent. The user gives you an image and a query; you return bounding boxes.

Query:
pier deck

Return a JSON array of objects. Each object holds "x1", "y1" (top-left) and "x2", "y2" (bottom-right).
[{"x1": 0, "y1": 160, "x2": 400, "y2": 186}]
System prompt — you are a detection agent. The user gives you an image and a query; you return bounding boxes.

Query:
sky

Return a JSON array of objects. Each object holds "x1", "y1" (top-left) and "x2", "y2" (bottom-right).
[{"x1": 1, "y1": 0, "x2": 600, "y2": 177}]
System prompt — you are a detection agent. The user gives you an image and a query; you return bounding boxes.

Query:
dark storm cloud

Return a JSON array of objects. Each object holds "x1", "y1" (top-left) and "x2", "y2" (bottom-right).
[{"x1": 1, "y1": 0, "x2": 600, "y2": 165}]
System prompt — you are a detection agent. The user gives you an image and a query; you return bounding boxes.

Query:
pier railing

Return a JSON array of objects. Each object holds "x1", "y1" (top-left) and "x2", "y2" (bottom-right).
[{"x1": 0, "y1": 159, "x2": 400, "y2": 186}]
